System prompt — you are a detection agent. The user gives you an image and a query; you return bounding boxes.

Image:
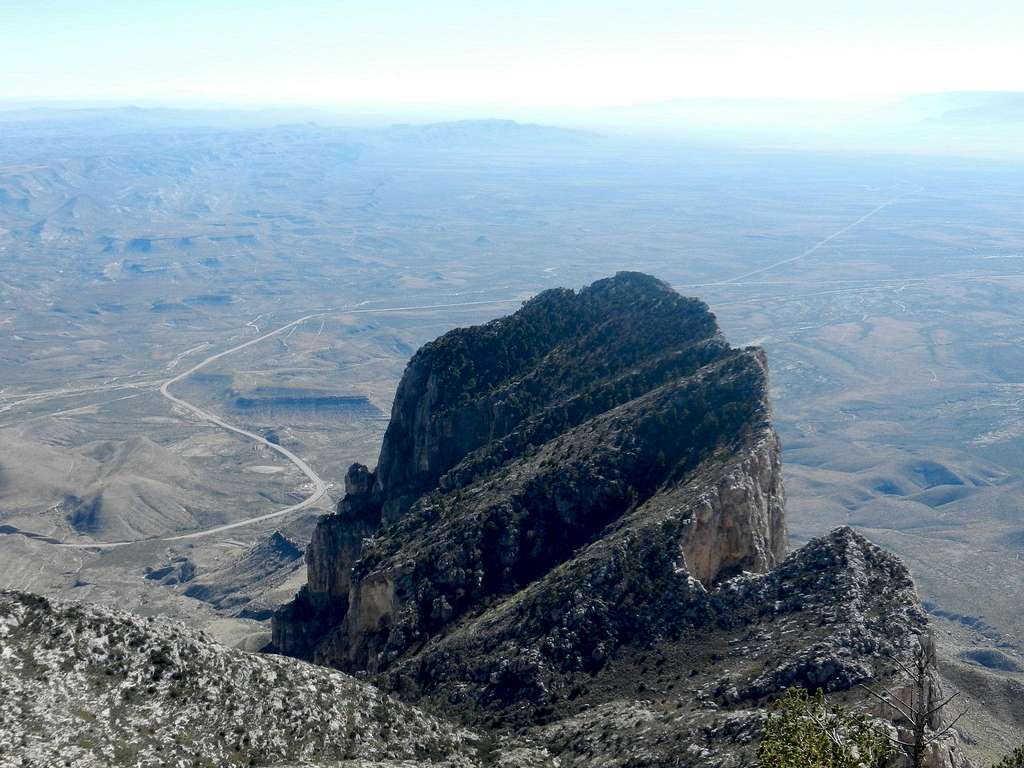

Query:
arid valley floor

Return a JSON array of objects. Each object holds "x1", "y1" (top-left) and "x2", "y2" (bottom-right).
[{"x1": 2, "y1": 111, "x2": 1023, "y2": 761}]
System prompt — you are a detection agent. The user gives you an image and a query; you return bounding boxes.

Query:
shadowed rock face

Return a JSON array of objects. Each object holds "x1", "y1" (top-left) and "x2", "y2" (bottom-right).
[{"x1": 274, "y1": 272, "x2": 787, "y2": 708}]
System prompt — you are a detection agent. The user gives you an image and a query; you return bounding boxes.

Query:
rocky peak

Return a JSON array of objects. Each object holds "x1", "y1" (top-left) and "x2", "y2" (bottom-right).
[
  {"x1": 269, "y1": 271, "x2": 966, "y2": 766},
  {"x1": 344, "y1": 462, "x2": 374, "y2": 496},
  {"x1": 364, "y1": 271, "x2": 724, "y2": 523},
  {"x1": 274, "y1": 272, "x2": 786, "y2": 695},
  {"x1": 263, "y1": 530, "x2": 302, "y2": 560}
]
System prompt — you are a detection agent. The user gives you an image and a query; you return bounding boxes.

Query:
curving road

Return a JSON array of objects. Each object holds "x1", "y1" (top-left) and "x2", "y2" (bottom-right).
[
  {"x1": 154, "y1": 314, "x2": 335, "y2": 541},
  {"x1": 49, "y1": 297, "x2": 521, "y2": 549}
]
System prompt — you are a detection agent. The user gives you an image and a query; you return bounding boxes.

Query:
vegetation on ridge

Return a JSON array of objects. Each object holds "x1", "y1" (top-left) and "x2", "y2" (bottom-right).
[{"x1": 758, "y1": 687, "x2": 894, "y2": 768}]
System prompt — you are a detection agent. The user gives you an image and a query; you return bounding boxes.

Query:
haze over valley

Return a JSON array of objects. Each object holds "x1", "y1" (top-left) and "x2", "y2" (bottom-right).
[{"x1": 2, "y1": 102, "x2": 1024, "y2": 759}]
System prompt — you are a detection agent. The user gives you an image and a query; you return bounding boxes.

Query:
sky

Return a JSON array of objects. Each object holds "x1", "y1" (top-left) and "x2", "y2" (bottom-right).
[{"x1": 2, "y1": 0, "x2": 1023, "y2": 110}]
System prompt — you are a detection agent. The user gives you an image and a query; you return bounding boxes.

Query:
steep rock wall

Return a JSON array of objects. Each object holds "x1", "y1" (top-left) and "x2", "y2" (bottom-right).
[{"x1": 273, "y1": 272, "x2": 787, "y2": 708}]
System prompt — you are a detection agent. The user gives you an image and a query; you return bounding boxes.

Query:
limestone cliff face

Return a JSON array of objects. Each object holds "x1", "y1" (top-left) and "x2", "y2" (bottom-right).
[
  {"x1": 273, "y1": 272, "x2": 787, "y2": 706},
  {"x1": 681, "y1": 427, "x2": 786, "y2": 584},
  {"x1": 272, "y1": 464, "x2": 380, "y2": 656},
  {"x1": 306, "y1": 463, "x2": 379, "y2": 600}
]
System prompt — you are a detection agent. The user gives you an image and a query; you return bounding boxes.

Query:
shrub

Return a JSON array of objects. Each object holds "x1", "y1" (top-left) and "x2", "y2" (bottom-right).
[
  {"x1": 993, "y1": 745, "x2": 1024, "y2": 768},
  {"x1": 757, "y1": 688, "x2": 893, "y2": 768}
]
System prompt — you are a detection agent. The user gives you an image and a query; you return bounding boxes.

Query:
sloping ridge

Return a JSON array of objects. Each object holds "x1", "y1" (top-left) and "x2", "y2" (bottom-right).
[
  {"x1": 0, "y1": 589, "x2": 554, "y2": 767},
  {"x1": 273, "y1": 272, "x2": 787, "y2": 709}
]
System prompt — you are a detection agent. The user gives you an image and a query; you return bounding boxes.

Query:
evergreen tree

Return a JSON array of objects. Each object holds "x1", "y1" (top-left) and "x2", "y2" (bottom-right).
[
  {"x1": 757, "y1": 687, "x2": 893, "y2": 768},
  {"x1": 993, "y1": 744, "x2": 1024, "y2": 768}
]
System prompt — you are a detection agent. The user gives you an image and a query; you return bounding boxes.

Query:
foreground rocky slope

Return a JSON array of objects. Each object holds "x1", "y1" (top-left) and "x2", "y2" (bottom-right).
[
  {"x1": 0, "y1": 531, "x2": 962, "y2": 768},
  {"x1": 274, "y1": 273, "x2": 787, "y2": 707},
  {"x1": 0, "y1": 590, "x2": 554, "y2": 768}
]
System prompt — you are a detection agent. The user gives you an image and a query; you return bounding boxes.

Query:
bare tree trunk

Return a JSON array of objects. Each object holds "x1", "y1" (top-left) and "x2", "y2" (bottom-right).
[
  {"x1": 912, "y1": 634, "x2": 932, "y2": 768},
  {"x1": 860, "y1": 631, "x2": 967, "y2": 768}
]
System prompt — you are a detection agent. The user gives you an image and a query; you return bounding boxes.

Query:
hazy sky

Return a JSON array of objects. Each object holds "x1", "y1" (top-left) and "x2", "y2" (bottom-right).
[{"x1": 3, "y1": 0, "x2": 1022, "y2": 109}]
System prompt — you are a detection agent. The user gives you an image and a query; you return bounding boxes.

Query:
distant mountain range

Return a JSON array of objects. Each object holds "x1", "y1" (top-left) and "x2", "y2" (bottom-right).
[{"x1": 1, "y1": 95, "x2": 1019, "y2": 156}]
